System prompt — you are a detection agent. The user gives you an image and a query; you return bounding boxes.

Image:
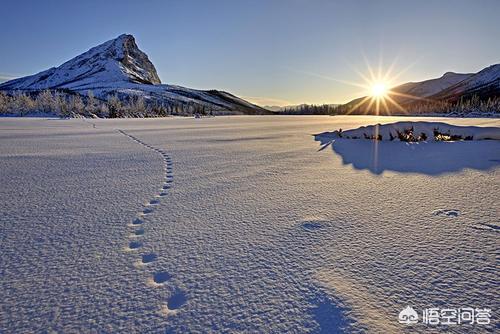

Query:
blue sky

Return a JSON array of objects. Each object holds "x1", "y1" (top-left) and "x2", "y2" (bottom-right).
[{"x1": 1, "y1": 0, "x2": 499, "y2": 105}]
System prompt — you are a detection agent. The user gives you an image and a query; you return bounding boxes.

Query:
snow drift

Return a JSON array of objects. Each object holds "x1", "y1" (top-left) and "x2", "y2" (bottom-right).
[
  {"x1": 321, "y1": 121, "x2": 500, "y2": 142},
  {"x1": 315, "y1": 121, "x2": 500, "y2": 175}
]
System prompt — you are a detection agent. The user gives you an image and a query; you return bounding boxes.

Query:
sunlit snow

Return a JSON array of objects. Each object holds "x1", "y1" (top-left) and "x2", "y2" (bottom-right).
[{"x1": 0, "y1": 115, "x2": 498, "y2": 333}]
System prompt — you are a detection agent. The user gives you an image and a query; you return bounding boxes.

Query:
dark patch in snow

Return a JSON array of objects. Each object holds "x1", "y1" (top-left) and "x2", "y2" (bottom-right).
[
  {"x1": 128, "y1": 241, "x2": 142, "y2": 250},
  {"x1": 309, "y1": 290, "x2": 353, "y2": 334},
  {"x1": 301, "y1": 221, "x2": 326, "y2": 231},
  {"x1": 153, "y1": 271, "x2": 172, "y2": 284},
  {"x1": 142, "y1": 253, "x2": 157, "y2": 264},
  {"x1": 167, "y1": 290, "x2": 187, "y2": 310},
  {"x1": 142, "y1": 207, "x2": 154, "y2": 214},
  {"x1": 131, "y1": 218, "x2": 144, "y2": 225},
  {"x1": 433, "y1": 209, "x2": 461, "y2": 217},
  {"x1": 134, "y1": 228, "x2": 145, "y2": 236}
]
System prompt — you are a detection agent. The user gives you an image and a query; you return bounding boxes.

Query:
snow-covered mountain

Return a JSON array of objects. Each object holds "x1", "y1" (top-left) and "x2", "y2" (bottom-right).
[
  {"x1": 430, "y1": 64, "x2": 500, "y2": 102},
  {"x1": 0, "y1": 34, "x2": 269, "y2": 114},
  {"x1": 342, "y1": 64, "x2": 499, "y2": 114},
  {"x1": 392, "y1": 71, "x2": 473, "y2": 100}
]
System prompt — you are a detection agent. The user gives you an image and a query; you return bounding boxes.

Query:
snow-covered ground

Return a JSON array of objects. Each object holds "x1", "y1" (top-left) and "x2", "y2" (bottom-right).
[{"x1": 0, "y1": 116, "x2": 498, "y2": 333}]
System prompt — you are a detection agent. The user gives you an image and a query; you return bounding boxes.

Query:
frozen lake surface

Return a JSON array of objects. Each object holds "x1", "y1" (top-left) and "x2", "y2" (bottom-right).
[{"x1": 1, "y1": 116, "x2": 499, "y2": 333}]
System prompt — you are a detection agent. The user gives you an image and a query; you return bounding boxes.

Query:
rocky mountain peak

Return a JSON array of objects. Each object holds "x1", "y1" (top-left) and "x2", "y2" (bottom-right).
[
  {"x1": 115, "y1": 34, "x2": 161, "y2": 85},
  {"x1": 0, "y1": 34, "x2": 161, "y2": 90}
]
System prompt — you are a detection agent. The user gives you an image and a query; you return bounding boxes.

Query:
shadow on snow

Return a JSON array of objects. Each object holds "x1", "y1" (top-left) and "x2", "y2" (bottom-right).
[{"x1": 314, "y1": 132, "x2": 500, "y2": 175}]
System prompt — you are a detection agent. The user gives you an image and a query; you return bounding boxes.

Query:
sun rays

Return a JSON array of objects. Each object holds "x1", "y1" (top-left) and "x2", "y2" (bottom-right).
[
  {"x1": 371, "y1": 83, "x2": 387, "y2": 97},
  {"x1": 286, "y1": 54, "x2": 435, "y2": 115},
  {"x1": 343, "y1": 57, "x2": 413, "y2": 115}
]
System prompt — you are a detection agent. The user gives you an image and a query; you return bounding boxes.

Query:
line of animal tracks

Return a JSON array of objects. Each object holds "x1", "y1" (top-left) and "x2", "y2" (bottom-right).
[{"x1": 118, "y1": 130, "x2": 187, "y2": 318}]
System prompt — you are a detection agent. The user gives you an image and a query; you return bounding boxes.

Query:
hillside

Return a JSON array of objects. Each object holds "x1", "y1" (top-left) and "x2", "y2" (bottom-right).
[{"x1": 0, "y1": 34, "x2": 269, "y2": 115}]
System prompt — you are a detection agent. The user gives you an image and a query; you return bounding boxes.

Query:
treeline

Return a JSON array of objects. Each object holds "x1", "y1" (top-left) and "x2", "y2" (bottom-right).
[
  {"x1": 335, "y1": 95, "x2": 500, "y2": 116},
  {"x1": 279, "y1": 96, "x2": 500, "y2": 116},
  {"x1": 1, "y1": 90, "x2": 499, "y2": 118},
  {"x1": 280, "y1": 104, "x2": 338, "y2": 115},
  {"x1": 0, "y1": 90, "x2": 220, "y2": 118},
  {"x1": 398, "y1": 95, "x2": 500, "y2": 116}
]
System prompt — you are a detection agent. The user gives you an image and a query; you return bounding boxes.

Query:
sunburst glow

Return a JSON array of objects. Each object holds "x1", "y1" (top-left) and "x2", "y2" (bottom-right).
[
  {"x1": 340, "y1": 56, "x2": 431, "y2": 116},
  {"x1": 371, "y1": 83, "x2": 387, "y2": 97},
  {"x1": 287, "y1": 55, "x2": 430, "y2": 116}
]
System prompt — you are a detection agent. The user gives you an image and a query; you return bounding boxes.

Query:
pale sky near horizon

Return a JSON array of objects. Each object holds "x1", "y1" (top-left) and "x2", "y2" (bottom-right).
[{"x1": 1, "y1": 0, "x2": 499, "y2": 105}]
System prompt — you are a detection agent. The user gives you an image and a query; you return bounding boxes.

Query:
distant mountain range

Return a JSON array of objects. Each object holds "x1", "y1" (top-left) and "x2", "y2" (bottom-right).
[
  {"x1": 0, "y1": 34, "x2": 269, "y2": 115},
  {"x1": 1, "y1": 33, "x2": 498, "y2": 116},
  {"x1": 267, "y1": 64, "x2": 499, "y2": 115},
  {"x1": 343, "y1": 64, "x2": 500, "y2": 114}
]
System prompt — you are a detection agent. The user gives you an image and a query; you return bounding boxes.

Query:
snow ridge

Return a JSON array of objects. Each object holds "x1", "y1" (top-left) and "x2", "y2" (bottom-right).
[
  {"x1": 393, "y1": 72, "x2": 473, "y2": 99},
  {"x1": 431, "y1": 64, "x2": 500, "y2": 101}
]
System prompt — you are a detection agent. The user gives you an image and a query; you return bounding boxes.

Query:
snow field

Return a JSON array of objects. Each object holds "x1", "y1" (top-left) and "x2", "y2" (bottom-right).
[{"x1": 1, "y1": 115, "x2": 498, "y2": 333}]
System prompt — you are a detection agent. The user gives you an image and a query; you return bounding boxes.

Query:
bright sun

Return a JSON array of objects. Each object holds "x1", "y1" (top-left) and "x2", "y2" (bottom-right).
[{"x1": 371, "y1": 83, "x2": 387, "y2": 97}]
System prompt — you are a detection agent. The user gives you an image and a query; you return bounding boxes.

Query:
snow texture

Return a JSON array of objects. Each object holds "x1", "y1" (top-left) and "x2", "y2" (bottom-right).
[{"x1": 0, "y1": 115, "x2": 499, "y2": 333}]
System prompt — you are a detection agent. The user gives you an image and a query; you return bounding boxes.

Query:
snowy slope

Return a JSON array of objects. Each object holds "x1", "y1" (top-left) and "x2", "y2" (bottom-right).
[
  {"x1": 0, "y1": 34, "x2": 268, "y2": 114},
  {"x1": 430, "y1": 64, "x2": 500, "y2": 102},
  {"x1": 392, "y1": 72, "x2": 473, "y2": 99},
  {"x1": 342, "y1": 71, "x2": 473, "y2": 113},
  {"x1": 342, "y1": 65, "x2": 499, "y2": 114},
  {"x1": 0, "y1": 34, "x2": 161, "y2": 90}
]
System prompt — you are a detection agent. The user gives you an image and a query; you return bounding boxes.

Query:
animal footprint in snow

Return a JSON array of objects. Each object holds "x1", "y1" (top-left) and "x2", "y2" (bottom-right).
[
  {"x1": 129, "y1": 218, "x2": 144, "y2": 226},
  {"x1": 149, "y1": 199, "x2": 160, "y2": 205},
  {"x1": 160, "y1": 290, "x2": 187, "y2": 316},
  {"x1": 135, "y1": 253, "x2": 158, "y2": 268},
  {"x1": 433, "y1": 209, "x2": 461, "y2": 217},
  {"x1": 127, "y1": 241, "x2": 142, "y2": 251},
  {"x1": 148, "y1": 271, "x2": 172, "y2": 287},
  {"x1": 141, "y1": 253, "x2": 158, "y2": 264},
  {"x1": 167, "y1": 290, "x2": 187, "y2": 309},
  {"x1": 132, "y1": 228, "x2": 145, "y2": 236},
  {"x1": 143, "y1": 207, "x2": 155, "y2": 214}
]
